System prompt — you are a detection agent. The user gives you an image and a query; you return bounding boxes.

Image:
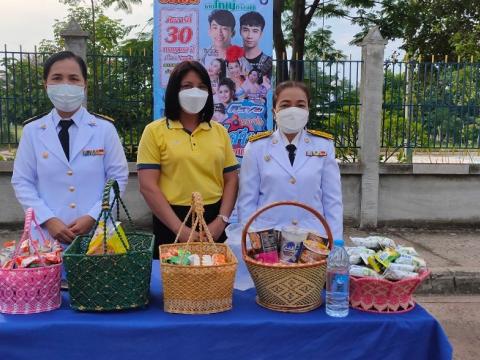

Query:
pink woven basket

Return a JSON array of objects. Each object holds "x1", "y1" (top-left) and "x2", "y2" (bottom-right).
[
  {"x1": 0, "y1": 208, "x2": 62, "y2": 314},
  {"x1": 349, "y1": 269, "x2": 430, "y2": 313}
]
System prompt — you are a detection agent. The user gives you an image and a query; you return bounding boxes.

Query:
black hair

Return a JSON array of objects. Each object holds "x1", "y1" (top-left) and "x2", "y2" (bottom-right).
[
  {"x1": 248, "y1": 68, "x2": 262, "y2": 85},
  {"x1": 240, "y1": 11, "x2": 265, "y2": 31},
  {"x1": 211, "y1": 58, "x2": 227, "y2": 80},
  {"x1": 273, "y1": 81, "x2": 311, "y2": 108},
  {"x1": 43, "y1": 51, "x2": 87, "y2": 81},
  {"x1": 208, "y1": 10, "x2": 236, "y2": 34},
  {"x1": 164, "y1": 61, "x2": 214, "y2": 122},
  {"x1": 218, "y1": 77, "x2": 236, "y2": 101}
]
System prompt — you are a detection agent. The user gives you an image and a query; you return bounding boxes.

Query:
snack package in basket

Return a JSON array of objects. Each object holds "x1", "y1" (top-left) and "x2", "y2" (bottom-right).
[
  {"x1": 162, "y1": 249, "x2": 226, "y2": 266},
  {"x1": 0, "y1": 237, "x2": 62, "y2": 269},
  {"x1": 87, "y1": 221, "x2": 129, "y2": 255},
  {"x1": 247, "y1": 228, "x2": 279, "y2": 263},
  {"x1": 347, "y1": 236, "x2": 428, "y2": 281}
]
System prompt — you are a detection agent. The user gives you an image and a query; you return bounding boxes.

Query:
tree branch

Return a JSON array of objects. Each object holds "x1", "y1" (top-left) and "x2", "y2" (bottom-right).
[{"x1": 305, "y1": 0, "x2": 322, "y2": 25}]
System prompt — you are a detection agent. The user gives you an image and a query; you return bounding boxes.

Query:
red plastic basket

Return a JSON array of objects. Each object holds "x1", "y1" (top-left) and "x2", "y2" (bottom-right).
[
  {"x1": 349, "y1": 269, "x2": 430, "y2": 313},
  {"x1": 0, "y1": 208, "x2": 62, "y2": 314}
]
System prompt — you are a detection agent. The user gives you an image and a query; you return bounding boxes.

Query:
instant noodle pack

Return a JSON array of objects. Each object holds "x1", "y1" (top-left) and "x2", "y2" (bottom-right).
[{"x1": 347, "y1": 236, "x2": 430, "y2": 313}]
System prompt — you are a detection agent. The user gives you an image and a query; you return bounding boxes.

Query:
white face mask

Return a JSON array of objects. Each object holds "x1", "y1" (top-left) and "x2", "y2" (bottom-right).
[
  {"x1": 275, "y1": 107, "x2": 309, "y2": 134},
  {"x1": 178, "y1": 87, "x2": 209, "y2": 114},
  {"x1": 47, "y1": 84, "x2": 85, "y2": 113}
]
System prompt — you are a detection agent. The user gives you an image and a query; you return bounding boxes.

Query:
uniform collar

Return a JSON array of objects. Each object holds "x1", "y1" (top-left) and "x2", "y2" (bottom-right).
[
  {"x1": 279, "y1": 128, "x2": 304, "y2": 148},
  {"x1": 167, "y1": 119, "x2": 212, "y2": 131},
  {"x1": 52, "y1": 106, "x2": 85, "y2": 128}
]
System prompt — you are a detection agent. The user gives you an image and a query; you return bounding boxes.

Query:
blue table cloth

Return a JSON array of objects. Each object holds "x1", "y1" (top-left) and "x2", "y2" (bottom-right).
[{"x1": 0, "y1": 261, "x2": 452, "y2": 360}]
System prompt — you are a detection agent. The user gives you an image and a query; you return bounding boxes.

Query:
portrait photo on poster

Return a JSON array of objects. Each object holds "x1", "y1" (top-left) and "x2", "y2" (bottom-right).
[{"x1": 154, "y1": 0, "x2": 274, "y2": 161}]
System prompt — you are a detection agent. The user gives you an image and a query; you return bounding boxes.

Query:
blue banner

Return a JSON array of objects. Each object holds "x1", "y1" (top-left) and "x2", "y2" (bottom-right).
[{"x1": 154, "y1": 0, "x2": 274, "y2": 160}]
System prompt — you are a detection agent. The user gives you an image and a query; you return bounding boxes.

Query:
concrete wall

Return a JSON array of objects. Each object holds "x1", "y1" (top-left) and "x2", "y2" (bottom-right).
[{"x1": 1, "y1": 162, "x2": 479, "y2": 228}]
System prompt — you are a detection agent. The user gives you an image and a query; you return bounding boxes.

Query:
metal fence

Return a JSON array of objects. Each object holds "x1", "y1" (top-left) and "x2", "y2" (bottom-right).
[
  {"x1": 382, "y1": 59, "x2": 480, "y2": 154},
  {"x1": 0, "y1": 48, "x2": 153, "y2": 161},
  {"x1": 0, "y1": 49, "x2": 361, "y2": 161}
]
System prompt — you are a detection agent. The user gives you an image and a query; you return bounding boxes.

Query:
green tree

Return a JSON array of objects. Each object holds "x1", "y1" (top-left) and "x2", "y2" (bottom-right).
[
  {"x1": 346, "y1": 0, "x2": 480, "y2": 59},
  {"x1": 39, "y1": 5, "x2": 134, "y2": 54},
  {"x1": 60, "y1": 0, "x2": 142, "y2": 54}
]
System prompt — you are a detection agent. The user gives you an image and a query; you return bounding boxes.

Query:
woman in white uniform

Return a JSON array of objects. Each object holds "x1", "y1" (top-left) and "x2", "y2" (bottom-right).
[
  {"x1": 237, "y1": 81, "x2": 343, "y2": 239},
  {"x1": 12, "y1": 51, "x2": 128, "y2": 244}
]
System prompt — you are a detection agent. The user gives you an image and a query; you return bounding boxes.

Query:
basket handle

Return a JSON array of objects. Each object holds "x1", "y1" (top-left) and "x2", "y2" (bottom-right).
[
  {"x1": 85, "y1": 179, "x2": 132, "y2": 254},
  {"x1": 174, "y1": 192, "x2": 217, "y2": 247},
  {"x1": 8, "y1": 208, "x2": 49, "y2": 269},
  {"x1": 241, "y1": 201, "x2": 334, "y2": 259}
]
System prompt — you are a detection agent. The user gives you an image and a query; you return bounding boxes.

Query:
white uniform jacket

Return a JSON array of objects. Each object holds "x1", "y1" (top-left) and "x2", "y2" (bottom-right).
[
  {"x1": 237, "y1": 129, "x2": 343, "y2": 240},
  {"x1": 11, "y1": 107, "x2": 129, "y2": 225}
]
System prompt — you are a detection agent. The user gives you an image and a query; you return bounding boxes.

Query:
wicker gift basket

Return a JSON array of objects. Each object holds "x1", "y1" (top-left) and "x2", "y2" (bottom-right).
[
  {"x1": 0, "y1": 208, "x2": 62, "y2": 314},
  {"x1": 349, "y1": 269, "x2": 431, "y2": 313},
  {"x1": 160, "y1": 192, "x2": 237, "y2": 314},
  {"x1": 63, "y1": 179, "x2": 154, "y2": 312},
  {"x1": 241, "y1": 201, "x2": 333, "y2": 313}
]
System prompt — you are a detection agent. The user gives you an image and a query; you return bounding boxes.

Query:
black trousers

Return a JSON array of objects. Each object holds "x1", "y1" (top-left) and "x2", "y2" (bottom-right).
[{"x1": 152, "y1": 200, "x2": 227, "y2": 259}]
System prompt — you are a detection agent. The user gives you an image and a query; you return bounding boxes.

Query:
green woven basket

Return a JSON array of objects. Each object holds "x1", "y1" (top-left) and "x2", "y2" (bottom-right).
[{"x1": 63, "y1": 179, "x2": 154, "y2": 312}]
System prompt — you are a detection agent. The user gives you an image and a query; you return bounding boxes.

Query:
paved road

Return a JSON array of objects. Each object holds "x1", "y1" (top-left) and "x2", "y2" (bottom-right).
[{"x1": 418, "y1": 295, "x2": 480, "y2": 360}]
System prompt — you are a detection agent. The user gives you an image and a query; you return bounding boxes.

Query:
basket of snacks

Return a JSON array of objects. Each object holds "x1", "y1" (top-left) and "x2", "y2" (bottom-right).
[
  {"x1": 0, "y1": 208, "x2": 62, "y2": 314},
  {"x1": 160, "y1": 192, "x2": 237, "y2": 314},
  {"x1": 63, "y1": 179, "x2": 154, "y2": 312},
  {"x1": 241, "y1": 201, "x2": 333, "y2": 313},
  {"x1": 347, "y1": 236, "x2": 430, "y2": 313}
]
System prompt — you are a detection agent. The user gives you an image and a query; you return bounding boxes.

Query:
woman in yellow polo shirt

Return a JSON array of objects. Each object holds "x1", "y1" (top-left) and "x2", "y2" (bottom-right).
[{"x1": 137, "y1": 61, "x2": 239, "y2": 258}]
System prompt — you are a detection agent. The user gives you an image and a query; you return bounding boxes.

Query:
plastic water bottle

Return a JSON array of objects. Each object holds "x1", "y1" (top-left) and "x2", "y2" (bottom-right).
[{"x1": 326, "y1": 239, "x2": 350, "y2": 317}]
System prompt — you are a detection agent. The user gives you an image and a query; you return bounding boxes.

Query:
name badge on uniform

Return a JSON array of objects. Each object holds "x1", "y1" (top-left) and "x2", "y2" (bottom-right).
[
  {"x1": 306, "y1": 150, "x2": 327, "y2": 157},
  {"x1": 83, "y1": 149, "x2": 105, "y2": 156}
]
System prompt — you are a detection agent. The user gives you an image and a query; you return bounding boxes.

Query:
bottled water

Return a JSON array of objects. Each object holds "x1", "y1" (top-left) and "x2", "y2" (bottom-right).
[{"x1": 326, "y1": 239, "x2": 350, "y2": 317}]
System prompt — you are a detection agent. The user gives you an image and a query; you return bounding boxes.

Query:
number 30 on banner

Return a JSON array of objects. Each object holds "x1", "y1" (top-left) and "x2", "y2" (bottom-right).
[{"x1": 165, "y1": 26, "x2": 193, "y2": 44}]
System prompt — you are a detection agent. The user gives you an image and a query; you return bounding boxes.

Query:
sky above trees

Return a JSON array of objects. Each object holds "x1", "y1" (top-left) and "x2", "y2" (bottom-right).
[{"x1": 0, "y1": 0, "x2": 402, "y2": 59}]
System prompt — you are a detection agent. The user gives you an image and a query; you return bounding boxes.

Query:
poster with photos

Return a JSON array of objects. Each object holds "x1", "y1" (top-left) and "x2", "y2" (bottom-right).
[{"x1": 154, "y1": 0, "x2": 274, "y2": 160}]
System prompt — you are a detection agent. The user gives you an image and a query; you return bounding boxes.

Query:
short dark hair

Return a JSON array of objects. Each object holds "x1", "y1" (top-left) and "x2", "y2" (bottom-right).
[
  {"x1": 273, "y1": 81, "x2": 311, "y2": 108},
  {"x1": 208, "y1": 10, "x2": 236, "y2": 33},
  {"x1": 43, "y1": 51, "x2": 87, "y2": 81},
  {"x1": 240, "y1": 11, "x2": 265, "y2": 31},
  {"x1": 164, "y1": 61, "x2": 214, "y2": 122}
]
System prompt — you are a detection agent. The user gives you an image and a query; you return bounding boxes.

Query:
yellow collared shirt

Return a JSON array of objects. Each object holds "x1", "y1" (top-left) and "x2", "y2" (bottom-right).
[{"x1": 137, "y1": 118, "x2": 239, "y2": 205}]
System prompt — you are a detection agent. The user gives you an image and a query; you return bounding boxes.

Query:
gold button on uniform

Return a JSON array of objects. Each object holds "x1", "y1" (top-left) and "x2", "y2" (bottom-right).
[
  {"x1": 264, "y1": 154, "x2": 271, "y2": 162},
  {"x1": 292, "y1": 219, "x2": 299, "y2": 225},
  {"x1": 42, "y1": 151, "x2": 49, "y2": 159},
  {"x1": 67, "y1": 170, "x2": 73, "y2": 176},
  {"x1": 272, "y1": 139, "x2": 278, "y2": 144},
  {"x1": 305, "y1": 137, "x2": 310, "y2": 143},
  {"x1": 289, "y1": 177, "x2": 296, "y2": 184},
  {"x1": 69, "y1": 186, "x2": 75, "y2": 192},
  {"x1": 69, "y1": 203, "x2": 76, "y2": 209}
]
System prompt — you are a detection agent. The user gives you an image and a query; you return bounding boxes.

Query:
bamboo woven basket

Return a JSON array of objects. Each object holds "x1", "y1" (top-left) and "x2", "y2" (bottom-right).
[
  {"x1": 160, "y1": 193, "x2": 237, "y2": 314},
  {"x1": 242, "y1": 201, "x2": 333, "y2": 313}
]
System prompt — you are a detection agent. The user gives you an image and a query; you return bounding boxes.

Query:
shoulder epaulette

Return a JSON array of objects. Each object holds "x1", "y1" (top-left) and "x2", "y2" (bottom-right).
[
  {"x1": 248, "y1": 131, "x2": 273, "y2": 142},
  {"x1": 91, "y1": 112, "x2": 115, "y2": 123},
  {"x1": 23, "y1": 112, "x2": 49, "y2": 126},
  {"x1": 307, "y1": 129, "x2": 334, "y2": 140}
]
